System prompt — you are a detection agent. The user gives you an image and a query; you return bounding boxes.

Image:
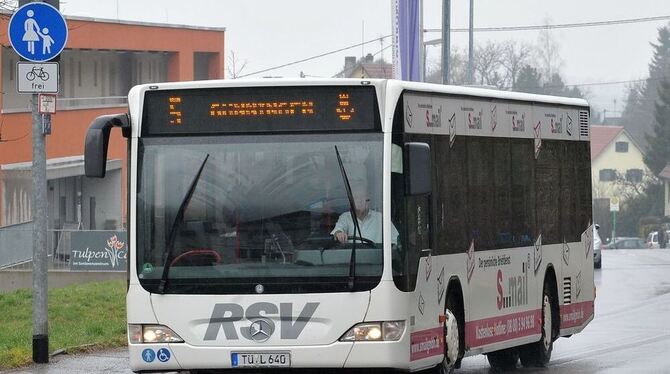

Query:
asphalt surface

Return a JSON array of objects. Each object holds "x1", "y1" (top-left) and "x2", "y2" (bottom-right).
[{"x1": 5, "y1": 248, "x2": 670, "y2": 373}]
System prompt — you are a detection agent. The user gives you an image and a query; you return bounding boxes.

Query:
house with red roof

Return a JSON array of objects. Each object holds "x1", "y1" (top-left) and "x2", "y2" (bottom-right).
[
  {"x1": 337, "y1": 54, "x2": 393, "y2": 79},
  {"x1": 590, "y1": 125, "x2": 650, "y2": 201}
]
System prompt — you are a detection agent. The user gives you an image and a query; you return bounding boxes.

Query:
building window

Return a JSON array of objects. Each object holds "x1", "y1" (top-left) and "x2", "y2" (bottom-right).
[
  {"x1": 94, "y1": 61, "x2": 98, "y2": 87},
  {"x1": 615, "y1": 142, "x2": 629, "y2": 152},
  {"x1": 77, "y1": 60, "x2": 82, "y2": 87},
  {"x1": 626, "y1": 169, "x2": 643, "y2": 183},
  {"x1": 600, "y1": 169, "x2": 617, "y2": 182}
]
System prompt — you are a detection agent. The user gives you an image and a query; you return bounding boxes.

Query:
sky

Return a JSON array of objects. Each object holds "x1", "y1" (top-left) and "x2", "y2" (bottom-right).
[{"x1": 60, "y1": 0, "x2": 670, "y2": 115}]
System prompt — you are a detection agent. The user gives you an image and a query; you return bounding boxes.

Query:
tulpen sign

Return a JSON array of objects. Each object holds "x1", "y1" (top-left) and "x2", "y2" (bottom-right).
[{"x1": 70, "y1": 231, "x2": 128, "y2": 271}]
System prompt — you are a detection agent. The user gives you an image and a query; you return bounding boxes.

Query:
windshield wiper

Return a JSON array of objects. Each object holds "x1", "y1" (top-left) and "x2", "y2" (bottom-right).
[
  {"x1": 334, "y1": 146, "x2": 362, "y2": 291},
  {"x1": 157, "y1": 154, "x2": 210, "y2": 294}
]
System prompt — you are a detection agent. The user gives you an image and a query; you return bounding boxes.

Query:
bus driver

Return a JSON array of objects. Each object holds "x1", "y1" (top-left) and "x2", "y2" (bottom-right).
[{"x1": 331, "y1": 189, "x2": 399, "y2": 245}]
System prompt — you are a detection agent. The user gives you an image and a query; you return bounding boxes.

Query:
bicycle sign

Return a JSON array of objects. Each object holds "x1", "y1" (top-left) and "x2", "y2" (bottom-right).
[
  {"x1": 27, "y1": 66, "x2": 50, "y2": 81},
  {"x1": 17, "y1": 62, "x2": 58, "y2": 93}
]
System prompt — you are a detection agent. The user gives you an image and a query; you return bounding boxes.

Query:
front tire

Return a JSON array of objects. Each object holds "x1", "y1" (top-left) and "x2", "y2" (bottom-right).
[
  {"x1": 432, "y1": 292, "x2": 464, "y2": 374},
  {"x1": 519, "y1": 280, "x2": 555, "y2": 367}
]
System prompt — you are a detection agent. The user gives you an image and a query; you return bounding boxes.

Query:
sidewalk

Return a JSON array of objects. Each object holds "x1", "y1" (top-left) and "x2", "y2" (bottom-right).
[
  {"x1": 0, "y1": 270, "x2": 124, "y2": 293},
  {"x1": 4, "y1": 348, "x2": 133, "y2": 374}
]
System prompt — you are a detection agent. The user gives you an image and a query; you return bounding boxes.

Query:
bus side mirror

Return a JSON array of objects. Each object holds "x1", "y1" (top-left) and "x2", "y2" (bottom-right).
[
  {"x1": 404, "y1": 142, "x2": 431, "y2": 196},
  {"x1": 85, "y1": 113, "x2": 129, "y2": 178}
]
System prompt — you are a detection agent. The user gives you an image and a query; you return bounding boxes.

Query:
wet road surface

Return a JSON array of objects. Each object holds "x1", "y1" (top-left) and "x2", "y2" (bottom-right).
[{"x1": 6, "y1": 249, "x2": 670, "y2": 373}]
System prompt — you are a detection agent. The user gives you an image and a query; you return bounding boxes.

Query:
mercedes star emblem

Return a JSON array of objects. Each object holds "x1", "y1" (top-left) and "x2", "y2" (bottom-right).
[{"x1": 249, "y1": 318, "x2": 274, "y2": 342}]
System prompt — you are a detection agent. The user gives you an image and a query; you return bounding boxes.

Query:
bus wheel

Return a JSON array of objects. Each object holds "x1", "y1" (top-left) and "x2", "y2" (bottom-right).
[
  {"x1": 519, "y1": 280, "x2": 555, "y2": 367},
  {"x1": 433, "y1": 292, "x2": 463, "y2": 374},
  {"x1": 486, "y1": 348, "x2": 519, "y2": 371},
  {"x1": 447, "y1": 291, "x2": 465, "y2": 368},
  {"x1": 442, "y1": 308, "x2": 459, "y2": 373}
]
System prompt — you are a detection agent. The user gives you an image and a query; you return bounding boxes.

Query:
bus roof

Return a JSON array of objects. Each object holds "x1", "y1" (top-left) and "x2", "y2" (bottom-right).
[{"x1": 131, "y1": 78, "x2": 589, "y2": 109}]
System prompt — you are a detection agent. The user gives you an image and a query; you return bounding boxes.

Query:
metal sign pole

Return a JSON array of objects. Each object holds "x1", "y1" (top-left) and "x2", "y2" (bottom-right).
[
  {"x1": 11, "y1": 0, "x2": 65, "y2": 363},
  {"x1": 31, "y1": 93, "x2": 48, "y2": 363}
]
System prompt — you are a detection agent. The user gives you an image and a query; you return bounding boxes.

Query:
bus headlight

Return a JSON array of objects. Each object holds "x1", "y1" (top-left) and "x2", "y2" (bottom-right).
[
  {"x1": 128, "y1": 324, "x2": 184, "y2": 344},
  {"x1": 382, "y1": 321, "x2": 405, "y2": 341},
  {"x1": 340, "y1": 321, "x2": 405, "y2": 341}
]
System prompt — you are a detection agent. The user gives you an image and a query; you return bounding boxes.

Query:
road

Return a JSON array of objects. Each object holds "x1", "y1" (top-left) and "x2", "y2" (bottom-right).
[{"x1": 6, "y1": 249, "x2": 670, "y2": 373}]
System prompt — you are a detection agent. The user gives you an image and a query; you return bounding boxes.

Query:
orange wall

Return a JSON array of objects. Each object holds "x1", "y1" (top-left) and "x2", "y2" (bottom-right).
[
  {"x1": 0, "y1": 107, "x2": 129, "y2": 224},
  {"x1": 0, "y1": 17, "x2": 226, "y2": 81},
  {"x1": 0, "y1": 17, "x2": 226, "y2": 225}
]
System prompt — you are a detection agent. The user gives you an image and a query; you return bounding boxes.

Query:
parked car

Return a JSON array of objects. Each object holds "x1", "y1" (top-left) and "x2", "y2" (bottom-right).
[
  {"x1": 646, "y1": 230, "x2": 670, "y2": 249},
  {"x1": 594, "y1": 224, "x2": 602, "y2": 269},
  {"x1": 604, "y1": 237, "x2": 647, "y2": 249}
]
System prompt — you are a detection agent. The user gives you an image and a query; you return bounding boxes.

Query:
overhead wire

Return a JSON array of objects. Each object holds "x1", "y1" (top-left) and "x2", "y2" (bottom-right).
[
  {"x1": 237, "y1": 36, "x2": 392, "y2": 78},
  {"x1": 424, "y1": 15, "x2": 670, "y2": 33},
  {"x1": 240, "y1": 14, "x2": 670, "y2": 78}
]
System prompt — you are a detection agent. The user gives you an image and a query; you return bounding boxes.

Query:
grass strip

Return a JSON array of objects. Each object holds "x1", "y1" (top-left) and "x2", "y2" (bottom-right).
[{"x1": 0, "y1": 279, "x2": 127, "y2": 369}]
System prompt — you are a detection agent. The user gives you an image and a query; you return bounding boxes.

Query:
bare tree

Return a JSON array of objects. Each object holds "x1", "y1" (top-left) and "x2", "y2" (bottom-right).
[
  {"x1": 473, "y1": 41, "x2": 503, "y2": 87},
  {"x1": 536, "y1": 24, "x2": 564, "y2": 81},
  {"x1": 226, "y1": 50, "x2": 248, "y2": 79},
  {"x1": 500, "y1": 41, "x2": 533, "y2": 89},
  {"x1": 425, "y1": 47, "x2": 467, "y2": 85},
  {"x1": 448, "y1": 47, "x2": 468, "y2": 85},
  {"x1": 611, "y1": 170, "x2": 656, "y2": 202}
]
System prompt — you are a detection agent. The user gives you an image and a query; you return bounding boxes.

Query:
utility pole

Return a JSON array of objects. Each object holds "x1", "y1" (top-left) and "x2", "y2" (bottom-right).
[
  {"x1": 441, "y1": 0, "x2": 450, "y2": 84},
  {"x1": 467, "y1": 0, "x2": 474, "y2": 84}
]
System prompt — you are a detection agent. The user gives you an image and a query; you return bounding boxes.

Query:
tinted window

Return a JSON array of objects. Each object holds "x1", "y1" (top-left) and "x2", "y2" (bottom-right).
[
  {"x1": 575, "y1": 141, "x2": 593, "y2": 239},
  {"x1": 467, "y1": 137, "x2": 496, "y2": 250},
  {"x1": 492, "y1": 139, "x2": 513, "y2": 248},
  {"x1": 536, "y1": 140, "x2": 563, "y2": 244},
  {"x1": 510, "y1": 139, "x2": 536, "y2": 246},
  {"x1": 434, "y1": 137, "x2": 467, "y2": 255}
]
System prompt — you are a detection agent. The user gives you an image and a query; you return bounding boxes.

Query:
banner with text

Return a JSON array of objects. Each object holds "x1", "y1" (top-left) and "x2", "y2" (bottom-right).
[{"x1": 70, "y1": 231, "x2": 128, "y2": 271}]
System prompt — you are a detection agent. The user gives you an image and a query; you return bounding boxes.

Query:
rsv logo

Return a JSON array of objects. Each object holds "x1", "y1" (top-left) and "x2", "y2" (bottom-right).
[{"x1": 204, "y1": 302, "x2": 319, "y2": 341}]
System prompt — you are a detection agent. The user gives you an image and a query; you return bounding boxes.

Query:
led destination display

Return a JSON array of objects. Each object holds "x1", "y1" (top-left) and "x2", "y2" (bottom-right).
[{"x1": 142, "y1": 85, "x2": 379, "y2": 135}]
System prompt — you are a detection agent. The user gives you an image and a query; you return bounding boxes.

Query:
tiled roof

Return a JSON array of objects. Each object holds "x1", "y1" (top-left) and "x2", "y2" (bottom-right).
[
  {"x1": 590, "y1": 125, "x2": 624, "y2": 160},
  {"x1": 360, "y1": 63, "x2": 393, "y2": 79}
]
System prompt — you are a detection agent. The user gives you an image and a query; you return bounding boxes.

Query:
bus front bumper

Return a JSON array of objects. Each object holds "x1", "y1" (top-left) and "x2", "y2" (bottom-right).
[{"x1": 129, "y1": 339, "x2": 413, "y2": 372}]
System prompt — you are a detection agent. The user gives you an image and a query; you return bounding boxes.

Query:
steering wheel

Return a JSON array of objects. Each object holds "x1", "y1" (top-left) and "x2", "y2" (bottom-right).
[
  {"x1": 343, "y1": 236, "x2": 377, "y2": 247},
  {"x1": 170, "y1": 248, "x2": 221, "y2": 267}
]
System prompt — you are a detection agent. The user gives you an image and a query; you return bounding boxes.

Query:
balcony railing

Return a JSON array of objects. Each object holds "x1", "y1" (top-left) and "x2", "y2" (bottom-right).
[{"x1": 2, "y1": 96, "x2": 128, "y2": 113}]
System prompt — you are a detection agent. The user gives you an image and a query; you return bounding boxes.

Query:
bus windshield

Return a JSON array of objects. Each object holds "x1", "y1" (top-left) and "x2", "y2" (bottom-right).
[{"x1": 136, "y1": 133, "x2": 384, "y2": 294}]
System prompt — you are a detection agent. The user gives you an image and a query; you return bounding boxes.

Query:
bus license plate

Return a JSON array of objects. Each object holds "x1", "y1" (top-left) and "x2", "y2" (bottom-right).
[{"x1": 231, "y1": 352, "x2": 290, "y2": 368}]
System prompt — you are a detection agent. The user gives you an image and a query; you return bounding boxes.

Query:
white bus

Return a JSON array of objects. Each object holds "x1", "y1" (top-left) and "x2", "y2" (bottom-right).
[{"x1": 85, "y1": 79, "x2": 595, "y2": 373}]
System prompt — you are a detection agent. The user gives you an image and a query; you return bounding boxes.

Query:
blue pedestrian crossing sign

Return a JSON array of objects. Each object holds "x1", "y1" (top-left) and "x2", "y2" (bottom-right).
[{"x1": 8, "y1": 2, "x2": 68, "y2": 62}]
